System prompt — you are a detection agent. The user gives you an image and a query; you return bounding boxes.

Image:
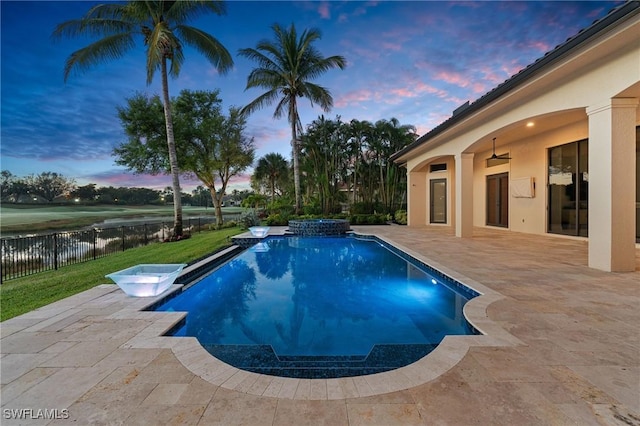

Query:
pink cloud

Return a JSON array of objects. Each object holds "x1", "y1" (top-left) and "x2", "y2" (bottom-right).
[
  {"x1": 339, "y1": 1, "x2": 378, "y2": 22},
  {"x1": 317, "y1": 2, "x2": 330, "y2": 19},
  {"x1": 381, "y1": 41, "x2": 402, "y2": 51},
  {"x1": 335, "y1": 89, "x2": 375, "y2": 108},
  {"x1": 434, "y1": 71, "x2": 470, "y2": 88},
  {"x1": 341, "y1": 42, "x2": 382, "y2": 62},
  {"x1": 529, "y1": 40, "x2": 551, "y2": 53}
]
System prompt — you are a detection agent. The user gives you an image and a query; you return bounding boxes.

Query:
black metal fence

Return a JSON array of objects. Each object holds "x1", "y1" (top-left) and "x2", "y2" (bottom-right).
[{"x1": 0, "y1": 216, "x2": 235, "y2": 283}]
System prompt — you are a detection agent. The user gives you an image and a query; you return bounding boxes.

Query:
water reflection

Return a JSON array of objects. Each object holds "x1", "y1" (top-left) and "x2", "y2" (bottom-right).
[{"x1": 156, "y1": 236, "x2": 473, "y2": 357}]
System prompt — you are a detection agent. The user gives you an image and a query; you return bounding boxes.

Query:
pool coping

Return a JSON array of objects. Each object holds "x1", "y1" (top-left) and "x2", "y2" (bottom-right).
[{"x1": 110, "y1": 227, "x2": 523, "y2": 400}]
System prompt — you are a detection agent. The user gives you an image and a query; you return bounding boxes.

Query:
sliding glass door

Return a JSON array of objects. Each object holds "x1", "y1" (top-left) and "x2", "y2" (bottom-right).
[
  {"x1": 548, "y1": 140, "x2": 588, "y2": 236},
  {"x1": 486, "y1": 173, "x2": 509, "y2": 228}
]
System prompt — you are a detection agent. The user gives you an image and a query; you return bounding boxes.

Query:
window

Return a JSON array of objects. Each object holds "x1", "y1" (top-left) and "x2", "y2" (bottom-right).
[
  {"x1": 430, "y1": 163, "x2": 447, "y2": 172},
  {"x1": 548, "y1": 140, "x2": 588, "y2": 236}
]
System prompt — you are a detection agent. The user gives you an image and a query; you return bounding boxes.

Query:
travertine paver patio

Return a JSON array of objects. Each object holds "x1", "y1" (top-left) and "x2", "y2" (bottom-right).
[{"x1": 1, "y1": 226, "x2": 638, "y2": 425}]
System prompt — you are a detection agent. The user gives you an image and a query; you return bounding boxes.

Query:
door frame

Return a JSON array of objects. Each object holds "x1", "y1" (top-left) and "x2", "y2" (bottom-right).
[
  {"x1": 486, "y1": 172, "x2": 509, "y2": 228},
  {"x1": 429, "y1": 178, "x2": 447, "y2": 224}
]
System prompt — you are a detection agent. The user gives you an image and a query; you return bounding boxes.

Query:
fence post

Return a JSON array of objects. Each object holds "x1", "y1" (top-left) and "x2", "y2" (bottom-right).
[
  {"x1": 198, "y1": 217, "x2": 201, "y2": 233},
  {"x1": 144, "y1": 224, "x2": 148, "y2": 245},
  {"x1": 93, "y1": 229, "x2": 97, "y2": 260},
  {"x1": 54, "y1": 233, "x2": 59, "y2": 271},
  {"x1": 121, "y1": 227, "x2": 125, "y2": 252}
]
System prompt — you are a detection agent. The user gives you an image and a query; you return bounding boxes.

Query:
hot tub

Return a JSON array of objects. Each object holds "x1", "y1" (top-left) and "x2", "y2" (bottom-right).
[
  {"x1": 288, "y1": 219, "x2": 350, "y2": 236},
  {"x1": 106, "y1": 264, "x2": 186, "y2": 297}
]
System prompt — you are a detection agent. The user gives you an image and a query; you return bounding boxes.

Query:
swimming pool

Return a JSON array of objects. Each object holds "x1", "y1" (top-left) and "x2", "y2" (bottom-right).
[{"x1": 154, "y1": 235, "x2": 480, "y2": 378}]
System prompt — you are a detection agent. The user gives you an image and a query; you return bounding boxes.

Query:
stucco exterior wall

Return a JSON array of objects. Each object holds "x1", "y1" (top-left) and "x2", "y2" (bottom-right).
[{"x1": 398, "y1": 10, "x2": 639, "y2": 270}]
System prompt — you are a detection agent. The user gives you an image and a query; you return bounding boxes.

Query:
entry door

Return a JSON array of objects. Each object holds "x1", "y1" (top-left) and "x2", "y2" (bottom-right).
[
  {"x1": 487, "y1": 173, "x2": 508, "y2": 227},
  {"x1": 430, "y1": 179, "x2": 447, "y2": 224}
]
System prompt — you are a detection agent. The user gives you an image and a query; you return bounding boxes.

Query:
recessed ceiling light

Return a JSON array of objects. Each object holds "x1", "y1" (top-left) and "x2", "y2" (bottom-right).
[{"x1": 526, "y1": 122, "x2": 534, "y2": 127}]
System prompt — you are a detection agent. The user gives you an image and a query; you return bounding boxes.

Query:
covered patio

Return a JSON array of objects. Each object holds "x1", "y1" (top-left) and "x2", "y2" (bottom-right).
[{"x1": 1, "y1": 225, "x2": 638, "y2": 425}]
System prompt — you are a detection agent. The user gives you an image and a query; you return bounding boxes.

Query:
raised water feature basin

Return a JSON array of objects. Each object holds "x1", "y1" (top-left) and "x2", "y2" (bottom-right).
[
  {"x1": 106, "y1": 264, "x2": 186, "y2": 297},
  {"x1": 288, "y1": 219, "x2": 350, "y2": 236},
  {"x1": 248, "y1": 226, "x2": 270, "y2": 237}
]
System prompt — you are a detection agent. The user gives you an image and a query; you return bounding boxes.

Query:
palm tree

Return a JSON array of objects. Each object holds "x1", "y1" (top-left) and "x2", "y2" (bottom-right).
[
  {"x1": 254, "y1": 153, "x2": 289, "y2": 205},
  {"x1": 52, "y1": 1, "x2": 233, "y2": 236},
  {"x1": 239, "y1": 23, "x2": 346, "y2": 214},
  {"x1": 370, "y1": 118, "x2": 417, "y2": 212}
]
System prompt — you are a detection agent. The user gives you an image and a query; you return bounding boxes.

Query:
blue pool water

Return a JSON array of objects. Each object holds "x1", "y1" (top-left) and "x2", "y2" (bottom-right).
[{"x1": 153, "y1": 235, "x2": 479, "y2": 378}]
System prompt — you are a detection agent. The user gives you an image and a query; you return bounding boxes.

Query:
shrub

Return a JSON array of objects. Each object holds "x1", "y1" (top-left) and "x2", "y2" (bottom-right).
[
  {"x1": 351, "y1": 202, "x2": 375, "y2": 215},
  {"x1": 394, "y1": 210, "x2": 408, "y2": 225},
  {"x1": 267, "y1": 199, "x2": 295, "y2": 216},
  {"x1": 348, "y1": 213, "x2": 388, "y2": 225},
  {"x1": 265, "y1": 213, "x2": 290, "y2": 226},
  {"x1": 303, "y1": 203, "x2": 322, "y2": 215},
  {"x1": 206, "y1": 220, "x2": 238, "y2": 231},
  {"x1": 239, "y1": 209, "x2": 261, "y2": 229}
]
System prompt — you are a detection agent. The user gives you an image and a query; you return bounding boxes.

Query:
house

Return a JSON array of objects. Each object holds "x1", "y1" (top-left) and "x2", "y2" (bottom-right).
[{"x1": 390, "y1": 1, "x2": 640, "y2": 272}]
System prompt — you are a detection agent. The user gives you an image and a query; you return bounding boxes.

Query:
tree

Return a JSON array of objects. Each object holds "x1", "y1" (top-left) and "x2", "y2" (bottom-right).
[
  {"x1": 115, "y1": 90, "x2": 255, "y2": 226},
  {"x1": 71, "y1": 184, "x2": 98, "y2": 202},
  {"x1": 192, "y1": 185, "x2": 211, "y2": 207},
  {"x1": 177, "y1": 92, "x2": 255, "y2": 226},
  {"x1": 27, "y1": 172, "x2": 76, "y2": 202},
  {"x1": 300, "y1": 115, "x2": 350, "y2": 214},
  {"x1": 0, "y1": 170, "x2": 16, "y2": 200},
  {"x1": 239, "y1": 23, "x2": 346, "y2": 214},
  {"x1": 254, "y1": 153, "x2": 289, "y2": 205},
  {"x1": 369, "y1": 118, "x2": 417, "y2": 213},
  {"x1": 346, "y1": 119, "x2": 372, "y2": 205},
  {"x1": 53, "y1": 1, "x2": 233, "y2": 236}
]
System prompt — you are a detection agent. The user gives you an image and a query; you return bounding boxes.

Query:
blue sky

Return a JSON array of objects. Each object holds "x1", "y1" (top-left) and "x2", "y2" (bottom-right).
[{"x1": 1, "y1": 1, "x2": 619, "y2": 192}]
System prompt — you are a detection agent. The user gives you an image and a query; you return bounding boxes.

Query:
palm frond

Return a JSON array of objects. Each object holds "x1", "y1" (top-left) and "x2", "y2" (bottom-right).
[
  {"x1": 240, "y1": 89, "x2": 281, "y2": 117},
  {"x1": 52, "y1": 17, "x2": 134, "y2": 40},
  {"x1": 299, "y1": 82, "x2": 334, "y2": 112},
  {"x1": 245, "y1": 68, "x2": 284, "y2": 91},
  {"x1": 175, "y1": 25, "x2": 233, "y2": 74},
  {"x1": 83, "y1": 3, "x2": 128, "y2": 20},
  {"x1": 63, "y1": 33, "x2": 135, "y2": 81},
  {"x1": 145, "y1": 21, "x2": 183, "y2": 83},
  {"x1": 164, "y1": 0, "x2": 227, "y2": 23}
]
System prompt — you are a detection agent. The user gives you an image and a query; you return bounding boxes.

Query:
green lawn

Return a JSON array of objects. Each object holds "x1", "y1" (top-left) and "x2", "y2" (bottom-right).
[
  {"x1": 0, "y1": 204, "x2": 244, "y2": 233},
  {"x1": 0, "y1": 227, "x2": 243, "y2": 321}
]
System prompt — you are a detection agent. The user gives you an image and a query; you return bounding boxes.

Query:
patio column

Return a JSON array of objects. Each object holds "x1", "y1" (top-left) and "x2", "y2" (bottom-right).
[
  {"x1": 455, "y1": 152, "x2": 474, "y2": 238},
  {"x1": 586, "y1": 97, "x2": 638, "y2": 272}
]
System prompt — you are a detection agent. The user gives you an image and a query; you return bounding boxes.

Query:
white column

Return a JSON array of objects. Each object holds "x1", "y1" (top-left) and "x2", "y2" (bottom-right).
[
  {"x1": 455, "y1": 152, "x2": 474, "y2": 238},
  {"x1": 586, "y1": 98, "x2": 638, "y2": 272}
]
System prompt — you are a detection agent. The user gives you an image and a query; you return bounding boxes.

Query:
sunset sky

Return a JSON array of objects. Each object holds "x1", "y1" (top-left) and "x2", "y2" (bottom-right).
[{"x1": 0, "y1": 1, "x2": 620, "y2": 192}]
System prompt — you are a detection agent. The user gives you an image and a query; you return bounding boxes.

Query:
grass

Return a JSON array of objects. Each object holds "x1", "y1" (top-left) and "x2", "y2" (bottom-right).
[
  {"x1": 0, "y1": 204, "x2": 244, "y2": 233},
  {"x1": 0, "y1": 227, "x2": 243, "y2": 321}
]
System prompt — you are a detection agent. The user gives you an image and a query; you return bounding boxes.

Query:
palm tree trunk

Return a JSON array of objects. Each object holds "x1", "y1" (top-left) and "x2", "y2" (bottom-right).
[
  {"x1": 270, "y1": 178, "x2": 275, "y2": 205},
  {"x1": 161, "y1": 58, "x2": 183, "y2": 237},
  {"x1": 290, "y1": 103, "x2": 302, "y2": 215}
]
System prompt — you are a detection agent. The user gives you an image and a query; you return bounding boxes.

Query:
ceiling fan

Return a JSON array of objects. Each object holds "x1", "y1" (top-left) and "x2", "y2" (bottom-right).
[{"x1": 489, "y1": 137, "x2": 511, "y2": 160}]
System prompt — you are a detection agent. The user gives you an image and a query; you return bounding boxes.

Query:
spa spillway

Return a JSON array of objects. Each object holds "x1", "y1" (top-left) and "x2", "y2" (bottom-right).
[{"x1": 288, "y1": 219, "x2": 350, "y2": 236}]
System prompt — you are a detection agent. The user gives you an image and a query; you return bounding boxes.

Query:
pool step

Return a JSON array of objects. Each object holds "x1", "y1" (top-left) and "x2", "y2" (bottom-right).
[{"x1": 202, "y1": 343, "x2": 436, "y2": 379}]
